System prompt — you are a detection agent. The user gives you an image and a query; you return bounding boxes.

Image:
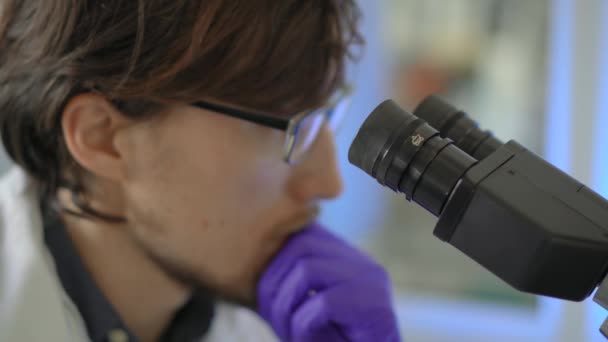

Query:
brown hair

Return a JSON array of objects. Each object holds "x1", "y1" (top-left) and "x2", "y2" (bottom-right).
[{"x1": 0, "y1": 0, "x2": 362, "y2": 221}]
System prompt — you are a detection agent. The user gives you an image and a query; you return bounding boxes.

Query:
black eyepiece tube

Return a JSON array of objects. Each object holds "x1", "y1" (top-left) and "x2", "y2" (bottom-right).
[
  {"x1": 413, "y1": 95, "x2": 503, "y2": 161},
  {"x1": 348, "y1": 100, "x2": 477, "y2": 216}
]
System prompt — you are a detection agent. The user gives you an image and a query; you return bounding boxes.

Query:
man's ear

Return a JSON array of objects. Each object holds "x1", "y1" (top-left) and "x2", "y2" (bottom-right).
[{"x1": 61, "y1": 93, "x2": 131, "y2": 182}]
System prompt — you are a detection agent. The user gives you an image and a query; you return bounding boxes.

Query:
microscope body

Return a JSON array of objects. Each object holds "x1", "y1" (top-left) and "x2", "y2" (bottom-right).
[
  {"x1": 435, "y1": 140, "x2": 608, "y2": 301},
  {"x1": 349, "y1": 95, "x2": 608, "y2": 336}
]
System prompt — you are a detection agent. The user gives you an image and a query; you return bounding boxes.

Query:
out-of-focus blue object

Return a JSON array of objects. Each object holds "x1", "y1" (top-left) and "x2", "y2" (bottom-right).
[
  {"x1": 544, "y1": 0, "x2": 573, "y2": 173},
  {"x1": 590, "y1": 1, "x2": 608, "y2": 341},
  {"x1": 592, "y1": 0, "x2": 608, "y2": 201},
  {"x1": 320, "y1": 0, "x2": 389, "y2": 242}
]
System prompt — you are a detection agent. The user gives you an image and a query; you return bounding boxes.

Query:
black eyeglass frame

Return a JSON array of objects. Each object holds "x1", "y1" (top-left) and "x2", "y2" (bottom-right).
[{"x1": 191, "y1": 86, "x2": 353, "y2": 164}]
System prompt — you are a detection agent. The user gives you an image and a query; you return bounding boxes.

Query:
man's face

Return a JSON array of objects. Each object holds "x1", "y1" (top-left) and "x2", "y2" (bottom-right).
[{"x1": 115, "y1": 104, "x2": 343, "y2": 305}]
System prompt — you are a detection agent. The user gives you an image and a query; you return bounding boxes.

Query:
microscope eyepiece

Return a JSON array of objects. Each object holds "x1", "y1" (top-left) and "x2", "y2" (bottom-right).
[
  {"x1": 349, "y1": 99, "x2": 476, "y2": 216},
  {"x1": 413, "y1": 95, "x2": 503, "y2": 160}
]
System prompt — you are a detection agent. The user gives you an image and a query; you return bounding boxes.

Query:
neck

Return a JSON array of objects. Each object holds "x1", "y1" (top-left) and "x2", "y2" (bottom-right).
[{"x1": 59, "y1": 192, "x2": 191, "y2": 342}]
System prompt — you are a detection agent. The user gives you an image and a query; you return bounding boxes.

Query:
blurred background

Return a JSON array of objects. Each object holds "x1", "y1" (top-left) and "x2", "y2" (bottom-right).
[
  {"x1": 0, "y1": 0, "x2": 606, "y2": 341},
  {"x1": 318, "y1": 0, "x2": 608, "y2": 341}
]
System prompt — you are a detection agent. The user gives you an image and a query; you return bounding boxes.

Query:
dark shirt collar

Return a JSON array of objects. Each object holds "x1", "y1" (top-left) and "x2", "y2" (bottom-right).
[{"x1": 41, "y1": 203, "x2": 215, "y2": 342}]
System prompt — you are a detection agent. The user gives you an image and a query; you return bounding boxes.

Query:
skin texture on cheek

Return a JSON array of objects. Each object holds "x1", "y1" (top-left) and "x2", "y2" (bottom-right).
[{"x1": 118, "y1": 106, "x2": 298, "y2": 305}]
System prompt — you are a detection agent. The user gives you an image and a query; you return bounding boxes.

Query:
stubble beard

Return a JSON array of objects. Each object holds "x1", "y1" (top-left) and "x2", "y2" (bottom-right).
[
  {"x1": 128, "y1": 230, "x2": 258, "y2": 309},
  {"x1": 127, "y1": 206, "x2": 320, "y2": 311}
]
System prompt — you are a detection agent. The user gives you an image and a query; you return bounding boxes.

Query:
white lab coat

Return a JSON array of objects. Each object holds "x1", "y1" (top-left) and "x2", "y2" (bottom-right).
[{"x1": 0, "y1": 167, "x2": 278, "y2": 342}]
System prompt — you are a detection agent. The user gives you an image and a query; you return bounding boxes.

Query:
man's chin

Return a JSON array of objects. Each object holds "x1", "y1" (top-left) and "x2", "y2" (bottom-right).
[{"x1": 132, "y1": 236, "x2": 257, "y2": 309}]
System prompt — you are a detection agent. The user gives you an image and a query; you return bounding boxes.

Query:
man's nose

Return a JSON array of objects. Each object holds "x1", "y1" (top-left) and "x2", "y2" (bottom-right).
[{"x1": 288, "y1": 127, "x2": 344, "y2": 202}]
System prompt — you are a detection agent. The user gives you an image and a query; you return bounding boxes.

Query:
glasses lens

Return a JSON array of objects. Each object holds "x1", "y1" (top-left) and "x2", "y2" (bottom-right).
[
  {"x1": 327, "y1": 96, "x2": 352, "y2": 132},
  {"x1": 286, "y1": 92, "x2": 353, "y2": 164},
  {"x1": 290, "y1": 110, "x2": 326, "y2": 163}
]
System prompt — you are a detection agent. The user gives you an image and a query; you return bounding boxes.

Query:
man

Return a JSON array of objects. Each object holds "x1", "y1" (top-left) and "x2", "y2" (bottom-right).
[{"x1": 0, "y1": 1, "x2": 401, "y2": 341}]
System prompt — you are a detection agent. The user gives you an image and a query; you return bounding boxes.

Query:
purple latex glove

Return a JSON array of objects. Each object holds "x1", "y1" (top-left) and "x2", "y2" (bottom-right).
[{"x1": 257, "y1": 222, "x2": 401, "y2": 342}]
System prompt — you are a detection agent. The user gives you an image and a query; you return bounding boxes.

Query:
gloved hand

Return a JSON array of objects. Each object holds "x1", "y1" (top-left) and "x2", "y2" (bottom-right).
[{"x1": 257, "y1": 222, "x2": 401, "y2": 342}]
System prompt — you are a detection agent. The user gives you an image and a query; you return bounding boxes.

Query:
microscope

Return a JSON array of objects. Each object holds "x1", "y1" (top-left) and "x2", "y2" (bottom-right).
[{"x1": 348, "y1": 96, "x2": 608, "y2": 337}]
